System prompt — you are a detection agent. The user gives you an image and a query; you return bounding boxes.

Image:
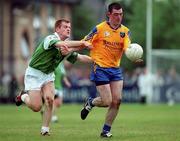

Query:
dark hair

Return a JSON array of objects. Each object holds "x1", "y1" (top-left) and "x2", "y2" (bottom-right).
[
  {"x1": 108, "y1": 2, "x2": 122, "y2": 13},
  {"x1": 54, "y1": 19, "x2": 70, "y2": 31}
]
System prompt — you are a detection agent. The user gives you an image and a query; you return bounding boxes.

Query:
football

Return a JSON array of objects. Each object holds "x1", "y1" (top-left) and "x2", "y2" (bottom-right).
[{"x1": 125, "y1": 43, "x2": 143, "y2": 61}]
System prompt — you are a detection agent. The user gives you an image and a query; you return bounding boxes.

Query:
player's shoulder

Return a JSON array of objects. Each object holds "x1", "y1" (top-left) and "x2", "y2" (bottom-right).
[
  {"x1": 43, "y1": 33, "x2": 60, "y2": 50},
  {"x1": 120, "y1": 24, "x2": 130, "y2": 31},
  {"x1": 96, "y1": 21, "x2": 108, "y2": 29},
  {"x1": 44, "y1": 33, "x2": 59, "y2": 42}
]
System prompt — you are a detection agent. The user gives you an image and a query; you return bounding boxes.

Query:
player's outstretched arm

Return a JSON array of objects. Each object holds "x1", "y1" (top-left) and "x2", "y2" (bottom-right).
[
  {"x1": 59, "y1": 45, "x2": 88, "y2": 56},
  {"x1": 55, "y1": 41, "x2": 92, "y2": 49},
  {"x1": 59, "y1": 45, "x2": 74, "y2": 55},
  {"x1": 77, "y1": 54, "x2": 93, "y2": 63}
]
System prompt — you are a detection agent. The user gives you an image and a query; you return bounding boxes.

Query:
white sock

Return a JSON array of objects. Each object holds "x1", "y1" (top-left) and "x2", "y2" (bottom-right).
[
  {"x1": 21, "y1": 94, "x2": 28, "y2": 102},
  {"x1": 41, "y1": 126, "x2": 49, "y2": 133},
  {"x1": 52, "y1": 115, "x2": 58, "y2": 122}
]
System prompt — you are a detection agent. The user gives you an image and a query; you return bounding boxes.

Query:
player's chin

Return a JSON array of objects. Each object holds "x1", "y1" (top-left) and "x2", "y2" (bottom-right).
[
  {"x1": 65, "y1": 33, "x2": 70, "y2": 38},
  {"x1": 114, "y1": 22, "x2": 121, "y2": 27}
]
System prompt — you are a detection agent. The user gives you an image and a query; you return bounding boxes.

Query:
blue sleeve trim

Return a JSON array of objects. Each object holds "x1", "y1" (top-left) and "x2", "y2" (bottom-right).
[
  {"x1": 128, "y1": 31, "x2": 131, "y2": 38},
  {"x1": 85, "y1": 27, "x2": 97, "y2": 41}
]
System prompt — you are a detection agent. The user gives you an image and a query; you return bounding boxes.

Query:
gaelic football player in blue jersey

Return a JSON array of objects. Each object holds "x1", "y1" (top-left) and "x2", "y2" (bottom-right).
[{"x1": 80, "y1": 3, "x2": 141, "y2": 138}]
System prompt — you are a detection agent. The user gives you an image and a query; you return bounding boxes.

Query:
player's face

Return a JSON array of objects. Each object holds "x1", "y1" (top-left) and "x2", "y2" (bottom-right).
[
  {"x1": 108, "y1": 8, "x2": 123, "y2": 27},
  {"x1": 56, "y1": 22, "x2": 71, "y2": 40}
]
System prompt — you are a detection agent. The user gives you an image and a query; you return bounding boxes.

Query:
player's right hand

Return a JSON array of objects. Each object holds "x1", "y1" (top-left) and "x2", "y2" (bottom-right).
[
  {"x1": 83, "y1": 41, "x2": 93, "y2": 49},
  {"x1": 60, "y1": 45, "x2": 71, "y2": 55},
  {"x1": 134, "y1": 58, "x2": 144, "y2": 65}
]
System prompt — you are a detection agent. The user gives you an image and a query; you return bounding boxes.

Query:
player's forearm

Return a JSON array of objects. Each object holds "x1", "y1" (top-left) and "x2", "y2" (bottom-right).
[
  {"x1": 63, "y1": 76, "x2": 71, "y2": 88},
  {"x1": 55, "y1": 41, "x2": 86, "y2": 48},
  {"x1": 69, "y1": 46, "x2": 83, "y2": 52},
  {"x1": 77, "y1": 54, "x2": 93, "y2": 63}
]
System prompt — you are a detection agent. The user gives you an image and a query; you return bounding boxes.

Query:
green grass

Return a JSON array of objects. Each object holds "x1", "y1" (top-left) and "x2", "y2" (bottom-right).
[{"x1": 0, "y1": 104, "x2": 180, "y2": 141}]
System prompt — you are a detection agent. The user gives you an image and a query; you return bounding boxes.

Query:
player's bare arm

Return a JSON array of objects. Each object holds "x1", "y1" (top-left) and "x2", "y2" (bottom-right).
[
  {"x1": 56, "y1": 41, "x2": 92, "y2": 56},
  {"x1": 55, "y1": 41, "x2": 92, "y2": 49},
  {"x1": 58, "y1": 45, "x2": 71, "y2": 55},
  {"x1": 60, "y1": 45, "x2": 85, "y2": 55},
  {"x1": 58, "y1": 45, "x2": 84, "y2": 56},
  {"x1": 77, "y1": 54, "x2": 93, "y2": 63}
]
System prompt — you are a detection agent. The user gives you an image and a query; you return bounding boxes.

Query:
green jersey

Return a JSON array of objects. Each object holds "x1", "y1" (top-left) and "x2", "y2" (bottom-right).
[
  {"x1": 29, "y1": 32, "x2": 78, "y2": 74},
  {"x1": 54, "y1": 63, "x2": 66, "y2": 90}
]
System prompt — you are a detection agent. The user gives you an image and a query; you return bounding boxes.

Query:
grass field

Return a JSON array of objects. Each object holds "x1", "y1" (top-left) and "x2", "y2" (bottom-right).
[{"x1": 0, "y1": 104, "x2": 180, "y2": 141}]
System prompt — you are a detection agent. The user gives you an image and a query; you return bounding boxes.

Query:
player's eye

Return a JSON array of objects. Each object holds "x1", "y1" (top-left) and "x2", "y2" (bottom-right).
[{"x1": 113, "y1": 13, "x2": 123, "y2": 16}]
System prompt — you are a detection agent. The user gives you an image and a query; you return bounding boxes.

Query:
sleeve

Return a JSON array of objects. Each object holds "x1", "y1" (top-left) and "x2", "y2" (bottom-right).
[
  {"x1": 123, "y1": 30, "x2": 131, "y2": 51},
  {"x1": 83, "y1": 26, "x2": 98, "y2": 43},
  {"x1": 54, "y1": 63, "x2": 66, "y2": 77},
  {"x1": 43, "y1": 35, "x2": 59, "y2": 50},
  {"x1": 66, "y1": 52, "x2": 78, "y2": 64},
  {"x1": 54, "y1": 65, "x2": 59, "y2": 76},
  {"x1": 59, "y1": 63, "x2": 66, "y2": 76}
]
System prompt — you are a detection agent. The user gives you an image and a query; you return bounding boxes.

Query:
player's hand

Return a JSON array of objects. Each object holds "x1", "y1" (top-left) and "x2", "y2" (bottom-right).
[
  {"x1": 65, "y1": 80, "x2": 71, "y2": 88},
  {"x1": 82, "y1": 41, "x2": 93, "y2": 49},
  {"x1": 134, "y1": 58, "x2": 144, "y2": 65},
  {"x1": 60, "y1": 45, "x2": 71, "y2": 55}
]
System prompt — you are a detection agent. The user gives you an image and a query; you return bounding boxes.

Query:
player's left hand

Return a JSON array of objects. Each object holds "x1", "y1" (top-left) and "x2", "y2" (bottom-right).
[
  {"x1": 134, "y1": 58, "x2": 144, "y2": 65},
  {"x1": 60, "y1": 45, "x2": 72, "y2": 55}
]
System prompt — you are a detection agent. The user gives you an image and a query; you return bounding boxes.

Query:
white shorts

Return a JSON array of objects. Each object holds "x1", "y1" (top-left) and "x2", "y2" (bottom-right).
[{"x1": 24, "y1": 66, "x2": 55, "y2": 91}]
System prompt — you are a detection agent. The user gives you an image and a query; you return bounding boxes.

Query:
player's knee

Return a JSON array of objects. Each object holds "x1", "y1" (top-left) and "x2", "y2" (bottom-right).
[
  {"x1": 32, "y1": 104, "x2": 42, "y2": 112},
  {"x1": 111, "y1": 99, "x2": 121, "y2": 109},
  {"x1": 54, "y1": 101, "x2": 61, "y2": 108},
  {"x1": 54, "y1": 98, "x2": 62, "y2": 107},
  {"x1": 45, "y1": 96, "x2": 54, "y2": 107},
  {"x1": 118, "y1": 99, "x2": 122, "y2": 105}
]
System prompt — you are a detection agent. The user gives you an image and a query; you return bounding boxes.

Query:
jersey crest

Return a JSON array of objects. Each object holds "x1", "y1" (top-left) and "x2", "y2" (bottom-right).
[{"x1": 120, "y1": 32, "x2": 125, "y2": 38}]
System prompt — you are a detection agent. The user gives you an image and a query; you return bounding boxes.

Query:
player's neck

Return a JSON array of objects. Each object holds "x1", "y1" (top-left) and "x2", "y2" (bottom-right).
[
  {"x1": 107, "y1": 21, "x2": 121, "y2": 30},
  {"x1": 59, "y1": 35, "x2": 66, "y2": 41}
]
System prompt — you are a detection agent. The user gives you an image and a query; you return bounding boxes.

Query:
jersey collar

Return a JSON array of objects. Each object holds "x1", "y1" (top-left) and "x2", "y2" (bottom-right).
[
  {"x1": 106, "y1": 21, "x2": 121, "y2": 30},
  {"x1": 54, "y1": 32, "x2": 70, "y2": 41},
  {"x1": 54, "y1": 32, "x2": 61, "y2": 40}
]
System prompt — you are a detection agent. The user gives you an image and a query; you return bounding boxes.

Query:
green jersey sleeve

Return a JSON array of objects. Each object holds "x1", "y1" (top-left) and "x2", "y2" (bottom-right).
[
  {"x1": 66, "y1": 52, "x2": 78, "y2": 64},
  {"x1": 59, "y1": 63, "x2": 66, "y2": 75},
  {"x1": 43, "y1": 34, "x2": 59, "y2": 50},
  {"x1": 54, "y1": 63, "x2": 65, "y2": 90}
]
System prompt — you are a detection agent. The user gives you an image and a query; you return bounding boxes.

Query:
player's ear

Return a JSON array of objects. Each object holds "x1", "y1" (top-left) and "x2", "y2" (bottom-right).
[
  {"x1": 55, "y1": 27, "x2": 59, "y2": 32},
  {"x1": 56, "y1": 25, "x2": 62, "y2": 32},
  {"x1": 106, "y1": 12, "x2": 110, "y2": 18}
]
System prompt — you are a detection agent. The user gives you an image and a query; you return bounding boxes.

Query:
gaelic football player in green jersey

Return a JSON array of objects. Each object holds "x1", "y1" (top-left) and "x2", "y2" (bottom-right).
[{"x1": 15, "y1": 19, "x2": 92, "y2": 136}]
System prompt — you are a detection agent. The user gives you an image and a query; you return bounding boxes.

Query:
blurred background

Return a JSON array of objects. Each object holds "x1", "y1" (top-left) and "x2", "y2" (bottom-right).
[{"x1": 0, "y1": 0, "x2": 180, "y2": 105}]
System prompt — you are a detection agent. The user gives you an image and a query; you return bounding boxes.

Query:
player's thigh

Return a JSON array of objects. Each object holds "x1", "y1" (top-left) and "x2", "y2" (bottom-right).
[
  {"x1": 110, "y1": 80, "x2": 123, "y2": 100},
  {"x1": 96, "y1": 84, "x2": 112, "y2": 103},
  {"x1": 28, "y1": 90, "x2": 43, "y2": 107},
  {"x1": 42, "y1": 81, "x2": 55, "y2": 100}
]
